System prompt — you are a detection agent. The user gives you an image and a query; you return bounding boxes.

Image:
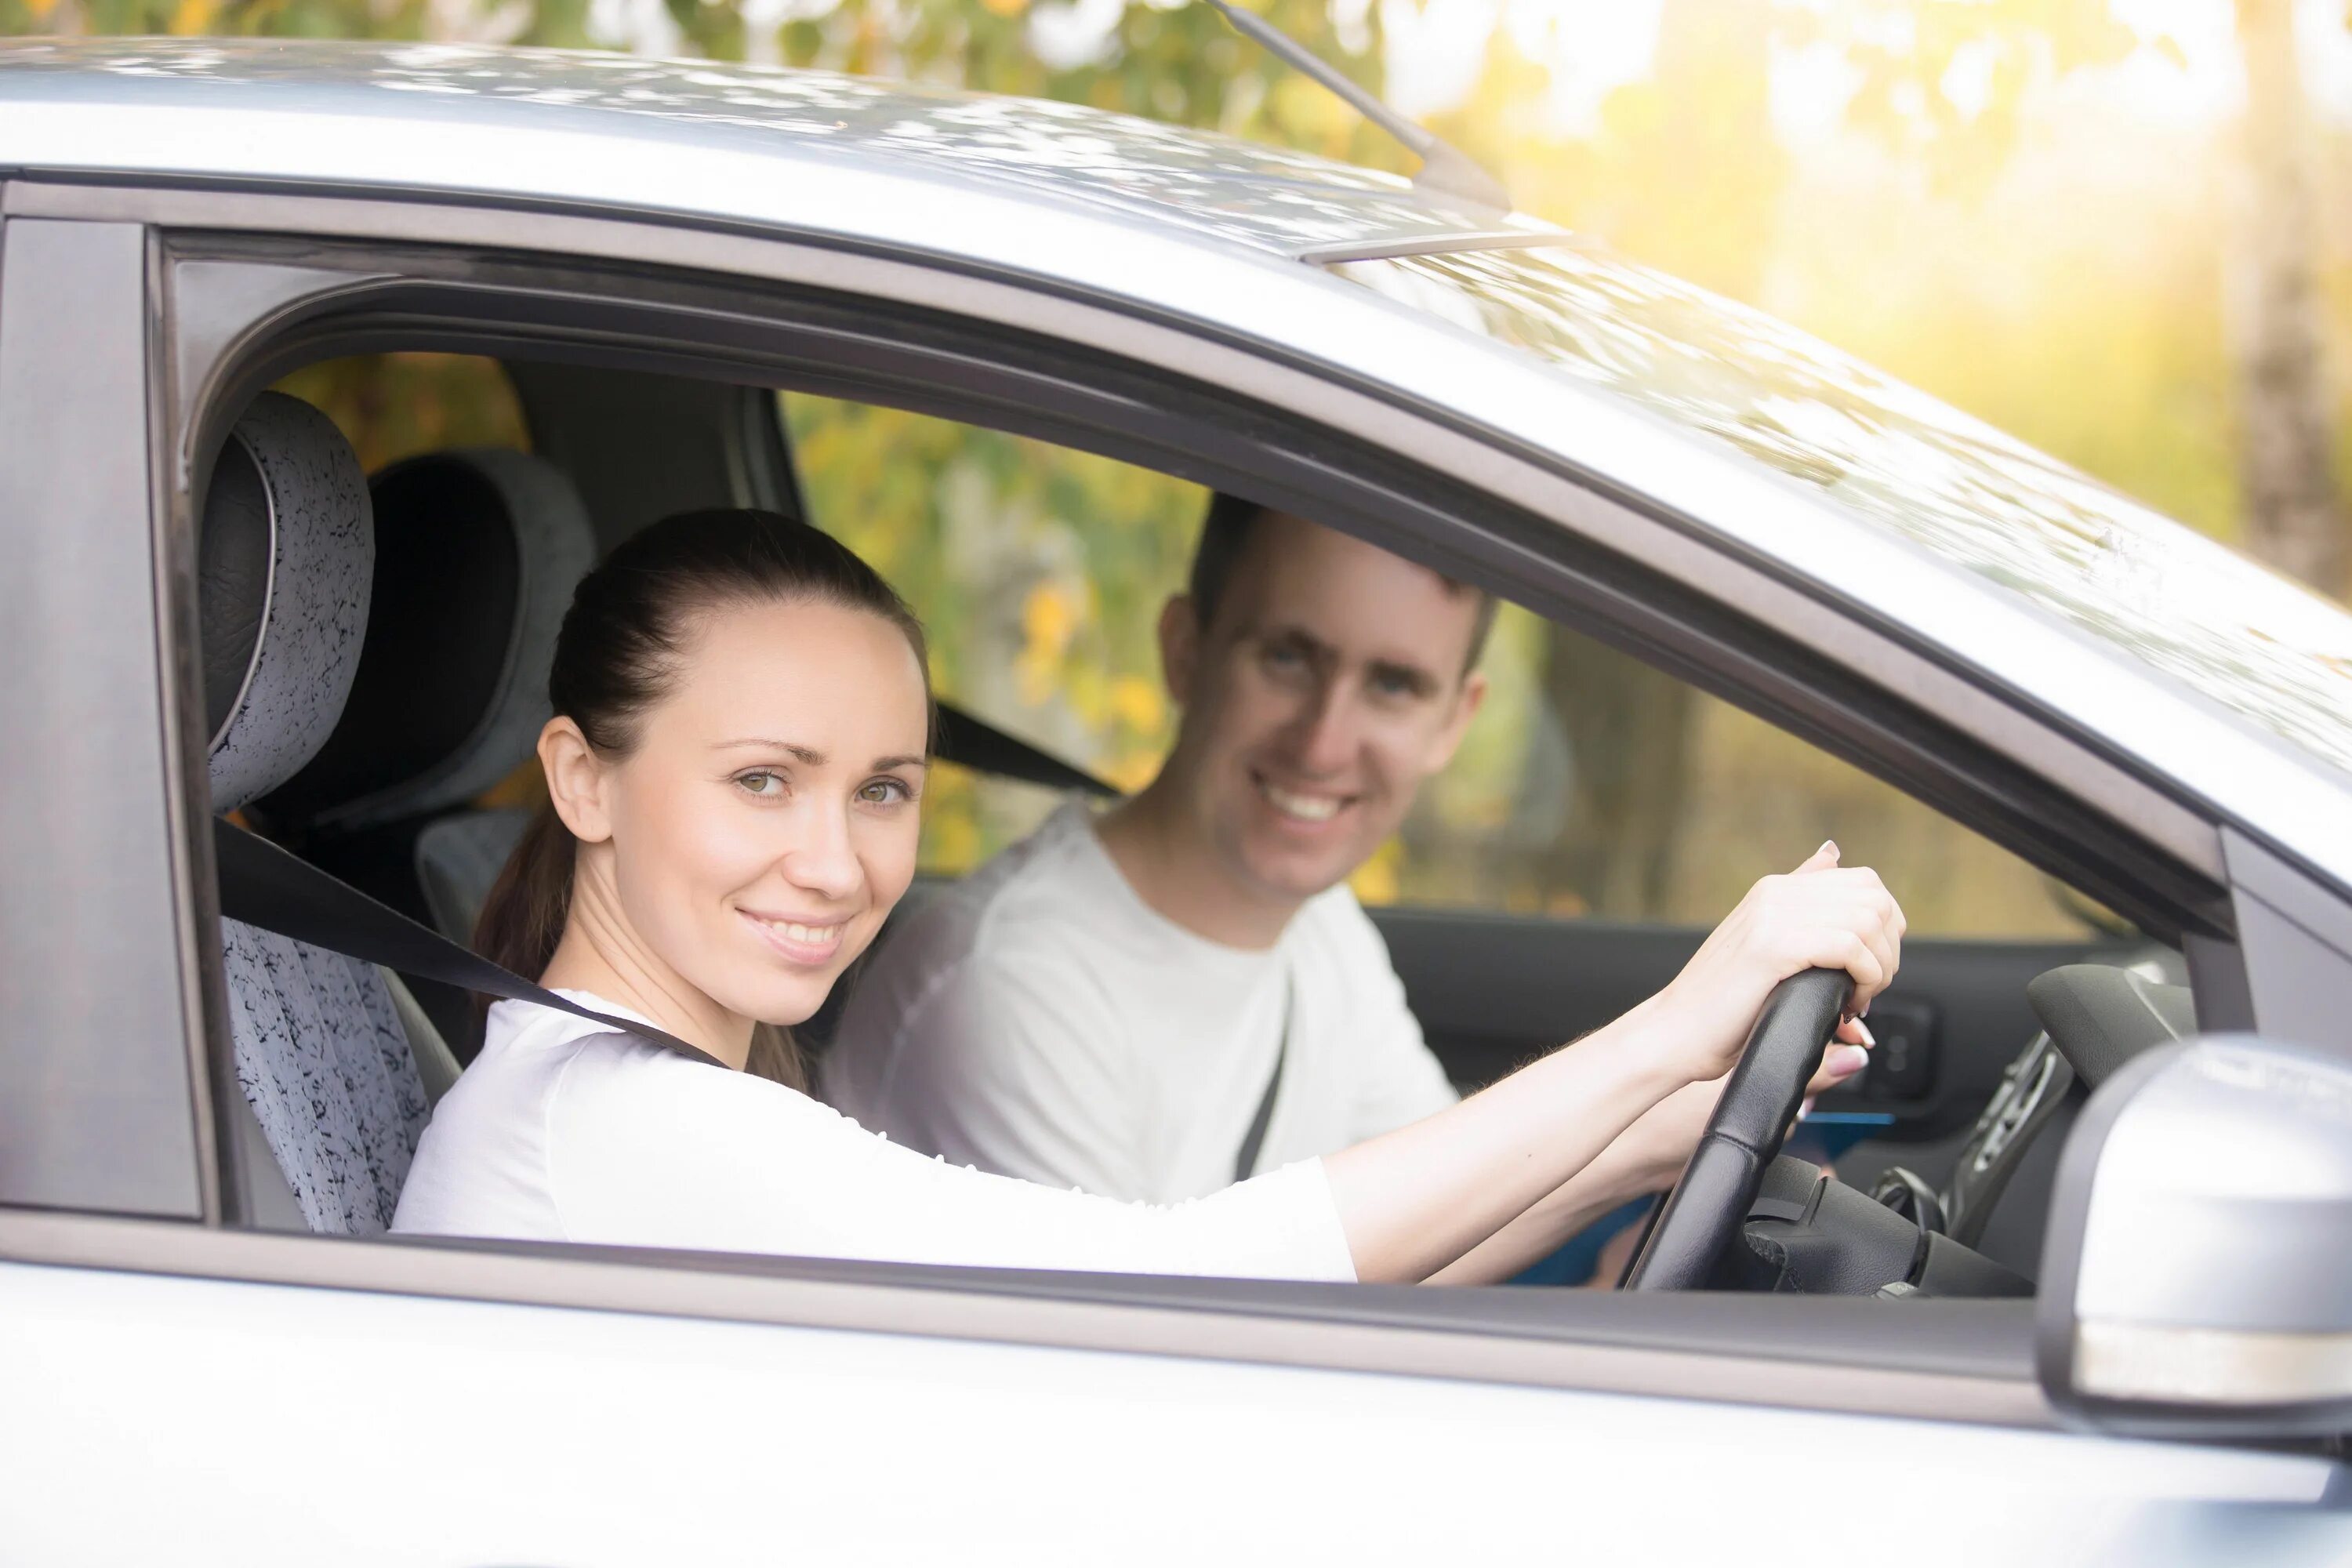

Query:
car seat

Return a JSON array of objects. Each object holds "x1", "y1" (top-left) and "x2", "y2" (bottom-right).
[
  {"x1": 256, "y1": 446, "x2": 595, "y2": 1047},
  {"x1": 204, "y1": 391, "x2": 433, "y2": 1236}
]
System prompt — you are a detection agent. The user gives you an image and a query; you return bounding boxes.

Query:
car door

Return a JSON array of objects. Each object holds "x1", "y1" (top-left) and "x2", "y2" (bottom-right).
[{"x1": 1, "y1": 183, "x2": 2337, "y2": 1566}]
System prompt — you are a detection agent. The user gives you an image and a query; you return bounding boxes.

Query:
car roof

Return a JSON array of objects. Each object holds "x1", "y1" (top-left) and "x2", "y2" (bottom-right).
[{"x1": 0, "y1": 37, "x2": 1519, "y2": 259}]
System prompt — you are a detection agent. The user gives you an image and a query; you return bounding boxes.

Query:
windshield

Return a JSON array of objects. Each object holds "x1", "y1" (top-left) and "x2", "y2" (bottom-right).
[{"x1": 1334, "y1": 245, "x2": 2352, "y2": 778}]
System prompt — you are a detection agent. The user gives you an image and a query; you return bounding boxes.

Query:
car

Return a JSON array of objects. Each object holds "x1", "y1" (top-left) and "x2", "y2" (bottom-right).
[{"x1": 2, "y1": 34, "x2": 2349, "y2": 1566}]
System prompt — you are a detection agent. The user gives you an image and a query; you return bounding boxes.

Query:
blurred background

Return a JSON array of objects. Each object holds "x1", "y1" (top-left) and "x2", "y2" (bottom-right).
[{"x1": 29, "y1": 0, "x2": 2351, "y2": 936}]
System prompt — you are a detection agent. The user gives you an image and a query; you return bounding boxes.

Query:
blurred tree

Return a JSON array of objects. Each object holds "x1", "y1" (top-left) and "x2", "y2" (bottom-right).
[
  {"x1": 1424, "y1": 0, "x2": 1792, "y2": 916},
  {"x1": 2230, "y1": 0, "x2": 2346, "y2": 595},
  {"x1": 1519, "y1": 0, "x2": 1795, "y2": 918},
  {"x1": 1777, "y1": 0, "x2": 2345, "y2": 598}
]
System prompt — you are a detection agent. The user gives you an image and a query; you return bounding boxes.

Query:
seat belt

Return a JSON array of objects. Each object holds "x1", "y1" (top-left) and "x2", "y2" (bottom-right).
[
  {"x1": 1232, "y1": 972, "x2": 1292, "y2": 1183},
  {"x1": 212, "y1": 818, "x2": 731, "y2": 1071},
  {"x1": 935, "y1": 704, "x2": 1120, "y2": 800}
]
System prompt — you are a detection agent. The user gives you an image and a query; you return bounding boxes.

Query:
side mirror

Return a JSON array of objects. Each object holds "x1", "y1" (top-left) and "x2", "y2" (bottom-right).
[{"x1": 2038, "y1": 1035, "x2": 2352, "y2": 1439}]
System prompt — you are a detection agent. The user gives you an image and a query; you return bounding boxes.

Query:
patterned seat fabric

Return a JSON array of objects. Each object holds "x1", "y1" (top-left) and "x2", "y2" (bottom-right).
[
  {"x1": 202, "y1": 390, "x2": 430, "y2": 1235},
  {"x1": 221, "y1": 921, "x2": 430, "y2": 1232}
]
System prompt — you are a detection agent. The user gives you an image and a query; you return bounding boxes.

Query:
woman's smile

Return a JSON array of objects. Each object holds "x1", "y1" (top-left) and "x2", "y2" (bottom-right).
[{"x1": 736, "y1": 905, "x2": 852, "y2": 964}]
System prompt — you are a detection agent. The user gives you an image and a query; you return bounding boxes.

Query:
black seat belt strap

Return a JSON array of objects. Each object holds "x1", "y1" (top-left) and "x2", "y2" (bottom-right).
[
  {"x1": 1232, "y1": 971, "x2": 1292, "y2": 1183},
  {"x1": 212, "y1": 818, "x2": 731, "y2": 1071}
]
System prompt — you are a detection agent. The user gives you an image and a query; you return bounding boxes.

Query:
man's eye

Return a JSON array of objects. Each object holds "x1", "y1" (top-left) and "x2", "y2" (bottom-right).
[{"x1": 1261, "y1": 641, "x2": 1311, "y2": 674}]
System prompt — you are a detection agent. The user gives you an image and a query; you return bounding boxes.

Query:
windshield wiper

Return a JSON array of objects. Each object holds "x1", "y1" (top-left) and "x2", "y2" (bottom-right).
[{"x1": 1200, "y1": 0, "x2": 1512, "y2": 214}]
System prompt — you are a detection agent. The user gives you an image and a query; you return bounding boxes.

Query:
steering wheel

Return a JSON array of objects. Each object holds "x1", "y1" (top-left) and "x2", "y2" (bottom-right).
[{"x1": 1621, "y1": 967, "x2": 1854, "y2": 1291}]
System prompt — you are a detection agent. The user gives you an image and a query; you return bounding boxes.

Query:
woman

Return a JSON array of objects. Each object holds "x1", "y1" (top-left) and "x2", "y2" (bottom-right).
[{"x1": 393, "y1": 509, "x2": 1900, "y2": 1283}]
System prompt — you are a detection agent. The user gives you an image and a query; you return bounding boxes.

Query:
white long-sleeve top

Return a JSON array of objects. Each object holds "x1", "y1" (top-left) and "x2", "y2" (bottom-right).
[{"x1": 390, "y1": 990, "x2": 1359, "y2": 1281}]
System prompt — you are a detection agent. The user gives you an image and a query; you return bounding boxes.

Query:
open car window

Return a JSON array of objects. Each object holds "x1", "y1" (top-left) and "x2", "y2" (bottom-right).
[{"x1": 783, "y1": 390, "x2": 2112, "y2": 942}]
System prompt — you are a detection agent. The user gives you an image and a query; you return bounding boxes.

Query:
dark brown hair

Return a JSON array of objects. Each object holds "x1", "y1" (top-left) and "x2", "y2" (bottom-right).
[
  {"x1": 1190, "y1": 492, "x2": 1498, "y2": 674},
  {"x1": 474, "y1": 507, "x2": 929, "y2": 1090}
]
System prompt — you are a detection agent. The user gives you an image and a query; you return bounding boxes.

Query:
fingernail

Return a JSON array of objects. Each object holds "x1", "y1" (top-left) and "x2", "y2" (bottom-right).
[
  {"x1": 1819, "y1": 839, "x2": 1838, "y2": 858},
  {"x1": 1829, "y1": 1044, "x2": 1868, "y2": 1076},
  {"x1": 1854, "y1": 1018, "x2": 1876, "y2": 1047},
  {"x1": 1798, "y1": 1096, "x2": 1817, "y2": 1120}
]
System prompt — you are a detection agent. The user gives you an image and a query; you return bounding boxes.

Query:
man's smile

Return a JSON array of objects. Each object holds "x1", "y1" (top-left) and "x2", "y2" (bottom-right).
[{"x1": 1253, "y1": 771, "x2": 1356, "y2": 825}]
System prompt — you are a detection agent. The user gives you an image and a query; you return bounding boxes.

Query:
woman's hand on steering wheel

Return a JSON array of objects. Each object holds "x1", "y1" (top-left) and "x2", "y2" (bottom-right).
[{"x1": 1649, "y1": 840, "x2": 1907, "y2": 1088}]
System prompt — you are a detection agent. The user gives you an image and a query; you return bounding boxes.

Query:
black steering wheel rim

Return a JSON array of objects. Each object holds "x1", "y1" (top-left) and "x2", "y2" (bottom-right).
[{"x1": 1621, "y1": 967, "x2": 1854, "y2": 1291}]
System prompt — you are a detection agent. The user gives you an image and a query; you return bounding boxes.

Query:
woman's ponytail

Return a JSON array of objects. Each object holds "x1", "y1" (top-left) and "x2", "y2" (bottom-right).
[{"x1": 474, "y1": 800, "x2": 578, "y2": 990}]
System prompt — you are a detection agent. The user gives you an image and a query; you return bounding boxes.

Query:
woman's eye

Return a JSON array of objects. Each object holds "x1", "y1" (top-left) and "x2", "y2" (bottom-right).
[
  {"x1": 857, "y1": 778, "x2": 913, "y2": 806},
  {"x1": 736, "y1": 770, "x2": 784, "y2": 797}
]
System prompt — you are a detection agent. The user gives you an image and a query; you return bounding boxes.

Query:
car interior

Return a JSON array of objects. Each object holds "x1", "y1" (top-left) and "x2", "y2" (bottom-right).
[{"x1": 201, "y1": 344, "x2": 2198, "y2": 1294}]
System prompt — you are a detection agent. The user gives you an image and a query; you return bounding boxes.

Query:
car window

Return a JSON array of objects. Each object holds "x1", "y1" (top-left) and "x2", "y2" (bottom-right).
[
  {"x1": 784, "y1": 392, "x2": 2100, "y2": 939},
  {"x1": 274, "y1": 353, "x2": 528, "y2": 474}
]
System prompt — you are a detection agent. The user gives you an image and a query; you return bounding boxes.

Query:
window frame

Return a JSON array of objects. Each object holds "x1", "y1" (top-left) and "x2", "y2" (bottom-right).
[{"x1": 0, "y1": 174, "x2": 2284, "y2": 1428}]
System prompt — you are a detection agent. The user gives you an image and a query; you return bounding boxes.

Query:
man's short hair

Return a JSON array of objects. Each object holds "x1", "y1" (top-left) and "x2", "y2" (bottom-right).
[{"x1": 1189, "y1": 493, "x2": 1499, "y2": 677}]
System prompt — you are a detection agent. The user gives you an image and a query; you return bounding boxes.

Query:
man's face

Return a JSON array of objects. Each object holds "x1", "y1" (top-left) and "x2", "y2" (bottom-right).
[{"x1": 1161, "y1": 513, "x2": 1487, "y2": 909}]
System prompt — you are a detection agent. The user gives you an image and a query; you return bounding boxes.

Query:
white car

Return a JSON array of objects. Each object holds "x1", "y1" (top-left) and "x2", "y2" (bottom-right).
[{"x1": 1, "y1": 36, "x2": 2348, "y2": 1566}]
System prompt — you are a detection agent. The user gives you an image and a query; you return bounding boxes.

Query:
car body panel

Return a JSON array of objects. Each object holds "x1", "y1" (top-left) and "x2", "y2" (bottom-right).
[{"x1": 2, "y1": 1259, "x2": 2342, "y2": 1567}]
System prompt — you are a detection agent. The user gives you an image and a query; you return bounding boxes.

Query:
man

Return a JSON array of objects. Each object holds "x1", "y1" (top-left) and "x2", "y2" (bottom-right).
[{"x1": 824, "y1": 495, "x2": 1494, "y2": 1202}]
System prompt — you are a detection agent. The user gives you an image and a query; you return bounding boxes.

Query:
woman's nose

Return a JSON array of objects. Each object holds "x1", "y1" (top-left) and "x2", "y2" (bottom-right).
[{"x1": 782, "y1": 804, "x2": 862, "y2": 901}]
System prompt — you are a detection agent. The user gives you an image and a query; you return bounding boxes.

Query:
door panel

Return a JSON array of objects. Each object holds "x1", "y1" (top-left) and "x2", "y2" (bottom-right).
[{"x1": 3, "y1": 1261, "x2": 2336, "y2": 1566}]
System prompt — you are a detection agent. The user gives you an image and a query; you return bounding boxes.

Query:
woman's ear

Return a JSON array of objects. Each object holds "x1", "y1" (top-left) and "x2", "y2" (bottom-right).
[{"x1": 539, "y1": 717, "x2": 613, "y2": 844}]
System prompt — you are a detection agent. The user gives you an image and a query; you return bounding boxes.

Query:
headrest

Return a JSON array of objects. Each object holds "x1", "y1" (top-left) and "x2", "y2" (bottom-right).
[
  {"x1": 263, "y1": 448, "x2": 595, "y2": 830},
  {"x1": 202, "y1": 393, "x2": 375, "y2": 814}
]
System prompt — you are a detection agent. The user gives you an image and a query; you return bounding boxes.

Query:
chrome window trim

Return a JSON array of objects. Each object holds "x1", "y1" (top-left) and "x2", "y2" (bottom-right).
[
  {"x1": 6, "y1": 177, "x2": 2227, "y2": 897},
  {"x1": 0, "y1": 1207, "x2": 2056, "y2": 1429}
]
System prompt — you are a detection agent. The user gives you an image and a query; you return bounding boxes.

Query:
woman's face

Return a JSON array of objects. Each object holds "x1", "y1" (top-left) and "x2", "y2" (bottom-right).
[{"x1": 579, "y1": 597, "x2": 928, "y2": 1029}]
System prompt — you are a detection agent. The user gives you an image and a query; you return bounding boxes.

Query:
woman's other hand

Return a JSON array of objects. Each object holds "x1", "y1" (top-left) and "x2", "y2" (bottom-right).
[{"x1": 1648, "y1": 840, "x2": 1905, "y2": 1087}]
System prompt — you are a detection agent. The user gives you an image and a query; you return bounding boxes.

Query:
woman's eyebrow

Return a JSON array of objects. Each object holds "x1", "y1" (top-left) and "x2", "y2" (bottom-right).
[
  {"x1": 872, "y1": 754, "x2": 927, "y2": 772},
  {"x1": 714, "y1": 739, "x2": 826, "y2": 764}
]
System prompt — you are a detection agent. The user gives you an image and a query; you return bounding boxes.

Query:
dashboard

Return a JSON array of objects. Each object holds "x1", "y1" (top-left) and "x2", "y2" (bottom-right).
[{"x1": 1727, "y1": 960, "x2": 2198, "y2": 1296}]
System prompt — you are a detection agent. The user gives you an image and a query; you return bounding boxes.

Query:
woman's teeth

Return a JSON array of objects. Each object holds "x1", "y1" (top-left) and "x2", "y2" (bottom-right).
[
  {"x1": 1261, "y1": 782, "x2": 1343, "y2": 822},
  {"x1": 750, "y1": 914, "x2": 842, "y2": 947}
]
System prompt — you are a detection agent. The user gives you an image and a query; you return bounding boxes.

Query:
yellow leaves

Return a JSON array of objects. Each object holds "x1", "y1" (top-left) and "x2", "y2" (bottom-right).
[
  {"x1": 22, "y1": 0, "x2": 57, "y2": 20},
  {"x1": 1269, "y1": 73, "x2": 1355, "y2": 156},
  {"x1": 977, "y1": 0, "x2": 1025, "y2": 15},
  {"x1": 169, "y1": 0, "x2": 216, "y2": 33},
  {"x1": 927, "y1": 805, "x2": 982, "y2": 876},
  {"x1": 1348, "y1": 837, "x2": 1402, "y2": 907},
  {"x1": 1108, "y1": 673, "x2": 1163, "y2": 735},
  {"x1": 1101, "y1": 750, "x2": 1162, "y2": 793},
  {"x1": 1015, "y1": 579, "x2": 1080, "y2": 706}
]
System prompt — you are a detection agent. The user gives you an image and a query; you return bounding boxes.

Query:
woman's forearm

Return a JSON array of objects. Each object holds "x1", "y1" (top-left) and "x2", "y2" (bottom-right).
[{"x1": 1322, "y1": 996, "x2": 1688, "y2": 1284}]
